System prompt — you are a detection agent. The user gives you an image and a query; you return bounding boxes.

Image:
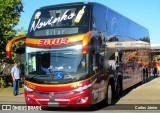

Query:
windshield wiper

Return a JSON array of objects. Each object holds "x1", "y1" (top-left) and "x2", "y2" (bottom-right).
[{"x1": 29, "y1": 74, "x2": 47, "y2": 80}]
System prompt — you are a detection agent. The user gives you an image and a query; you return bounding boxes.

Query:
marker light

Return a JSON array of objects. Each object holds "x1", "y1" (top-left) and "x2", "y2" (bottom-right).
[
  {"x1": 24, "y1": 85, "x2": 34, "y2": 92},
  {"x1": 82, "y1": 45, "x2": 88, "y2": 54},
  {"x1": 73, "y1": 79, "x2": 97, "y2": 93}
]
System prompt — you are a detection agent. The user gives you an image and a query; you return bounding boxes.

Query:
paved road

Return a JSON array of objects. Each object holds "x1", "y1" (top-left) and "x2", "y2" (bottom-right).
[
  {"x1": 0, "y1": 76, "x2": 160, "y2": 113},
  {"x1": 117, "y1": 76, "x2": 160, "y2": 104}
]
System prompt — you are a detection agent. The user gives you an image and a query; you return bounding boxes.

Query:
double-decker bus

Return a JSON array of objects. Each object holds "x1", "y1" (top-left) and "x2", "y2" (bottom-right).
[{"x1": 6, "y1": 2, "x2": 150, "y2": 107}]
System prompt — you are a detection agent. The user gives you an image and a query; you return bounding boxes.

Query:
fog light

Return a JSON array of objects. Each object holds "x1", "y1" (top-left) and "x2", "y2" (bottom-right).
[
  {"x1": 77, "y1": 97, "x2": 88, "y2": 104},
  {"x1": 26, "y1": 97, "x2": 32, "y2": 102}
]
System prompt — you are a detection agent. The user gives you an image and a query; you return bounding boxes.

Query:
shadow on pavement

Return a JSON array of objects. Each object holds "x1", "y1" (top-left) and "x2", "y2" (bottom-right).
[
  {"x1": 43, "y1": 76, "x2": 158, "y2": 111},
  {"x1": 113, "y1": 75, "x2": 157, "y2": 104}
]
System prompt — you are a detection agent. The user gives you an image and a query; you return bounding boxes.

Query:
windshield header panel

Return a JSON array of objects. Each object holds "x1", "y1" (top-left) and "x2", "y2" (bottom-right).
[{"x1": 27, "y1": 4, "x2": 91, "y2": 38}]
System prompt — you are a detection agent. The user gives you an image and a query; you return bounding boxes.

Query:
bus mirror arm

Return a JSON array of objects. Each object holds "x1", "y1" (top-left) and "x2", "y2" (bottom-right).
[{"x1": 6, "y1": 36, "x2": 26, "y2": 58}]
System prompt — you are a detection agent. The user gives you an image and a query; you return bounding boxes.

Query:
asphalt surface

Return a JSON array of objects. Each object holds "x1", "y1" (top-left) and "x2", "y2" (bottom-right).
[
  {"x1": 0, "y1": 76, "x2": 160, "y2": 112},
  {"x1": 117, "y1": 76, "x2": 160, "y2": 104}
]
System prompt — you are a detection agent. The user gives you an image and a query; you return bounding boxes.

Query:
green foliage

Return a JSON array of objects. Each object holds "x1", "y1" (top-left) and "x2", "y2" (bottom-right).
[
  {"x1": 140, "y1": 37, "x2": 150, "y2": 43},
  {"x1": 0, "y1": 0, "x2": 23, "y2": 64},
  {"x1": 16, "y1": 27, "x2": 27, "y2": 36},
  {"x1": 13, "y1": 27, "x2": 27, "y2": 63}
]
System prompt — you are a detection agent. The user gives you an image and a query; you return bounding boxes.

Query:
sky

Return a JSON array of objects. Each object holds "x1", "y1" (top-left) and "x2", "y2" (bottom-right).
[{"x1": 15, "y1": 0, "x2": 160, "y2": 44}]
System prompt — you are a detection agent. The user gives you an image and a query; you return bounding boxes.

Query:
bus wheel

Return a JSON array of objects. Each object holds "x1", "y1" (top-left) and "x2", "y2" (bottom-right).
[
  {"x1": 142, "y1": 69, "x2": 146, "y2": 84},
  {"x1": 106, "y1": 82, "x2": 113, "y2": 105},
  {"x1": 115, "y1": 80, "x2": 121, "y2": 99}
]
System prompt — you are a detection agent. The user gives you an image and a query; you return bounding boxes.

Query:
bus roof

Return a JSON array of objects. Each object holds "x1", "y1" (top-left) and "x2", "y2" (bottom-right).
[
  {"x1": 38, "y1": 2, "x2": 107, "y2": 10},
  {"x1": 40, "y1": 2, "x2": 90, "y2": 9},
  {"x1": 38, "y1": 2, "x2": 148, "y2": 30}
]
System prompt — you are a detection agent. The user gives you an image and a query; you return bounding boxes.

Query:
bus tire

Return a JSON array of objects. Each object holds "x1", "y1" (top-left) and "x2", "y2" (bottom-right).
[
  {"x1": 142, "y1": 68, "x2": 146, "y2": 84},
  {"x1": 115, "y1": 79, "x2": 122, "y2": 99},
  {"x1": 106, "y1": 82, "x2": 113, "y2": 105},
  {"x1": 146, "y1": 67, "x2": 149, "y2": 82}
]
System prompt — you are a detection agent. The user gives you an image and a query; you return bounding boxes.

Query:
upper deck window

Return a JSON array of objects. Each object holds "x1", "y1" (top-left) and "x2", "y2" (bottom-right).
[{"x1": 27, "y1": 4, "x2": 91, "y2": 38}]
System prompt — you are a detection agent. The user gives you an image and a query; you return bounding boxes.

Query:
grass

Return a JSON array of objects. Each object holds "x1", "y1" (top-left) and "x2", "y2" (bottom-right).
[
  {"x1": 0, "y1": 86, "x2": 24, "y2": 95},
  {"x1": 0, "y1": 86, "x2": 25, "y2": 104}
]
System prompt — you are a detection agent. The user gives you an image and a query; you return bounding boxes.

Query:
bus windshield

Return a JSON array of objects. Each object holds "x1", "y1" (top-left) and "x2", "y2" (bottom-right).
[
  {"x1": 27, "y1": 4, "x2": 91, "y2": 38},
  {"x1": 25, "y1": 45, "x2": 88, "y2": 84}
]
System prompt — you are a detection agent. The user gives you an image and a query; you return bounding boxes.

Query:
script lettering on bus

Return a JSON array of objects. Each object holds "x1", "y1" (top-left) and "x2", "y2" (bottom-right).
[
  {"x1": 38, "y1": 38, "x2": 68, "y2": 46},
  {"x1": 30, "y1": 9, "x2": 75, "y2": 32}
]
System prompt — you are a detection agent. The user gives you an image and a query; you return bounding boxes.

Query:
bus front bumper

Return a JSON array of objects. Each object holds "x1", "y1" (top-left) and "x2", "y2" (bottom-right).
[{"x1": 24, "y1": 89, "x2": 91, "y2": 107}]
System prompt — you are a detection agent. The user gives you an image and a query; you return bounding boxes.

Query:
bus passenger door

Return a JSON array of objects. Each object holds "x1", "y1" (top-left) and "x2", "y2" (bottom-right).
[
  {"x1": 89, "y1": 38, "x2": 106, "y2": 103},
  {"x1": 89, "y1": 38, "x2": 103, "y2": 74}
]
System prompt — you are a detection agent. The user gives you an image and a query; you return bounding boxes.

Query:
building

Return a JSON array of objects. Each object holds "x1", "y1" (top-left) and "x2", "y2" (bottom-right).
[{"x1": 151, "y1": 44, "x2": 160, "y2": 60}]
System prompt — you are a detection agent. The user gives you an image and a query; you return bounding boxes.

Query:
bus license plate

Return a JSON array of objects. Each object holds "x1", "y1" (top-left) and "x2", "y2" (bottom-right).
[{"x1": 48, "y1": 101, "x2": 59, "y2": 107}]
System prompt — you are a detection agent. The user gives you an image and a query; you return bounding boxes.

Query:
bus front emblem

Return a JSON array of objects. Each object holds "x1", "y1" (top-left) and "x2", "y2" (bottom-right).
[{"x1": 49, "y1": 92, "x2": 55, "y2": 99}]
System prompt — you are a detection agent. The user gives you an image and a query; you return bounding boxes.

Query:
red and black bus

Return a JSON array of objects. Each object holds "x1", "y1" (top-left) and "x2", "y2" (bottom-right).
[{"x1": 6, "y1": 2, "x2": 150, "y2": 107}]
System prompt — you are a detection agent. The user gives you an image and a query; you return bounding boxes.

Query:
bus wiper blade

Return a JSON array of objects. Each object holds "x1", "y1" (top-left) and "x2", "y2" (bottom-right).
[{"x1": 29, "y1": 74, "x2": 47, "y2": 80}]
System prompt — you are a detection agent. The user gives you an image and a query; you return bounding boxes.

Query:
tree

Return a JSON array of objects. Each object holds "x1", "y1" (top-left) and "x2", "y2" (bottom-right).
[
  {"x1": 0, "y1": 0, "x2": 23, "y2": 64},
  {"x1": 16, "y1": 27, "x2": 27, "y2": 36},
  {"x1": 14, "y1": 27, "x2": 26, "y2": 63}
]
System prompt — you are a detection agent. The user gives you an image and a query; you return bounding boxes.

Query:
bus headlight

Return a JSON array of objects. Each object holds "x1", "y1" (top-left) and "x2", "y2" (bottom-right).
[
  {"x1": 73, "y1": 84, "x2": 91, "y2": 93},
  {"x1": 24, "y1": 85, "x2": 34, "y2": 92},
  {"x1": 73, "y1": 79, "x2": 97, "y2": 93}
]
